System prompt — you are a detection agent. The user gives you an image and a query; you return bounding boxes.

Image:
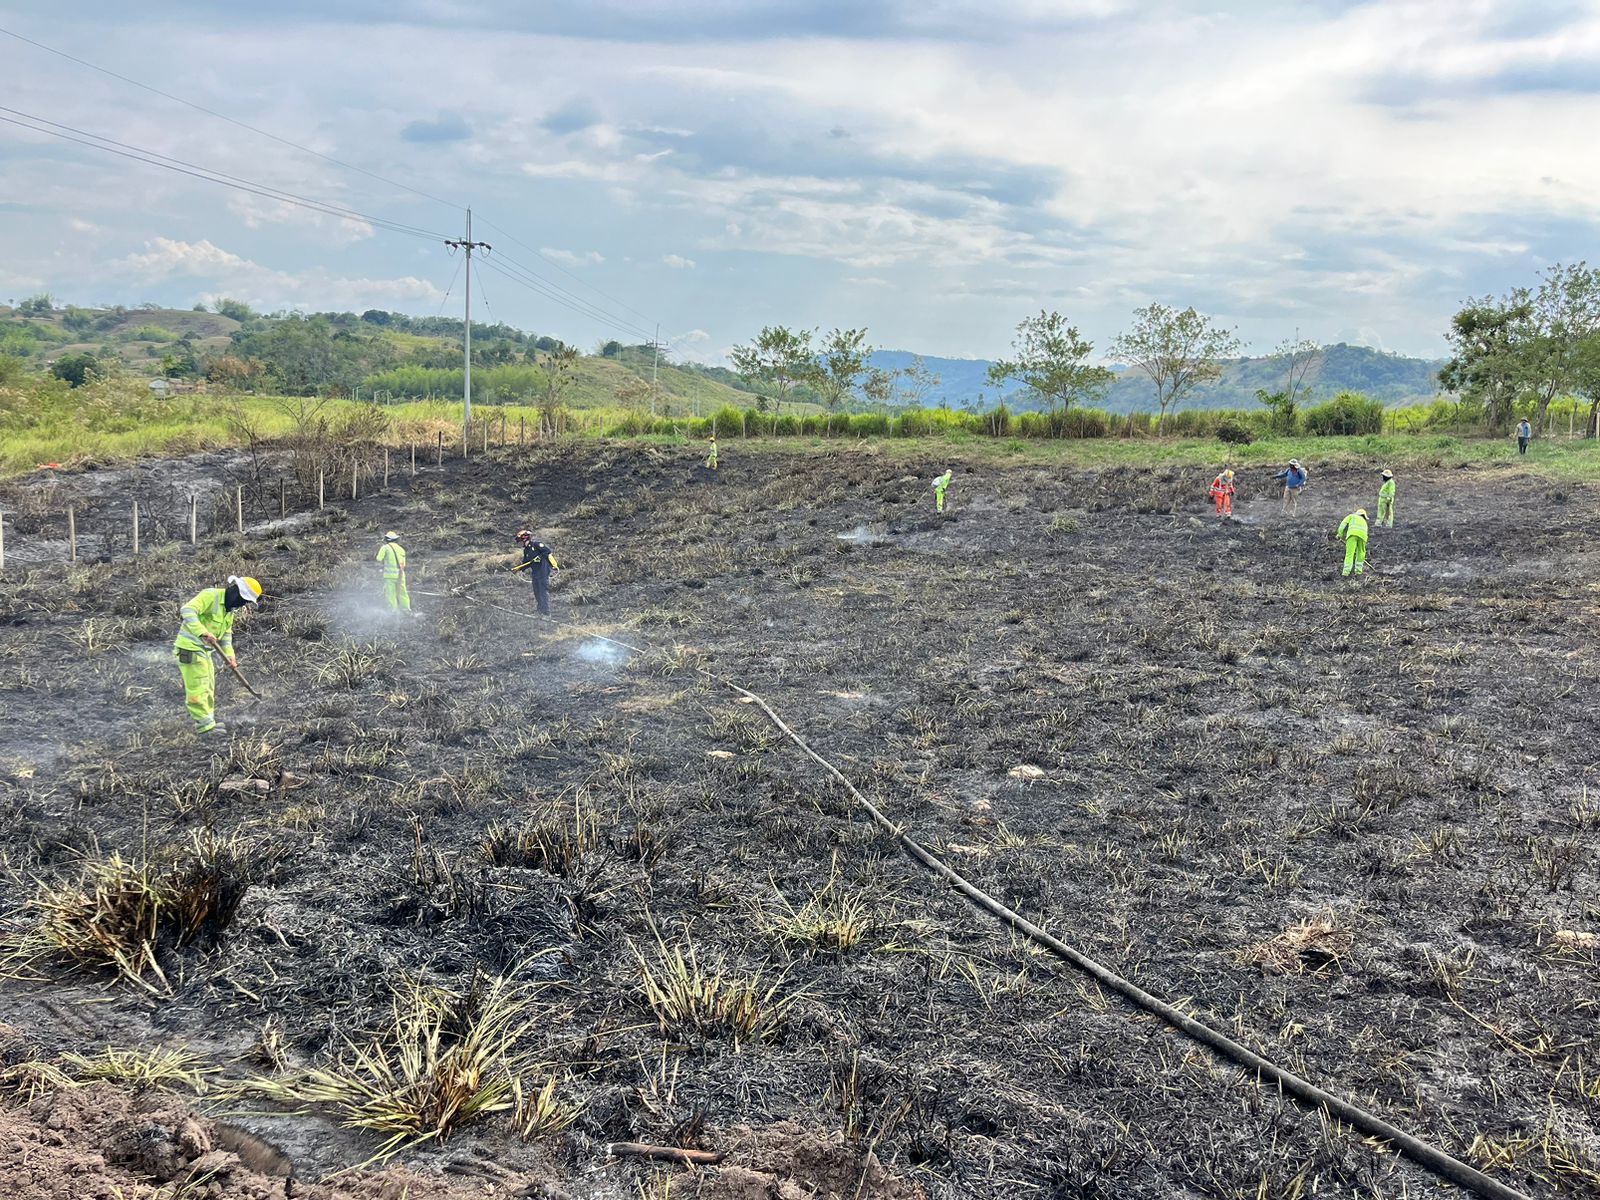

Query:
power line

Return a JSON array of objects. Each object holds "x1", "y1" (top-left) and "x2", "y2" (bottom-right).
[
  {"x1": 0, "y1": 23, "x2": 459, "y2": 213},
  {"x1": 473, "y1": 213, "x2": 656, "y2": 326},
  {"x1": 476, "y1": 256, "x2": 657, "y2": 344},
  {"x1": 2, "y1": 25, "x2": 669, "y2": 342},
  {"x1": 483, "y1": 249, "x2": 659, "y2": 342},
  {"x1": 0, "y1": 107, "x2": 448, "y2": 243}
]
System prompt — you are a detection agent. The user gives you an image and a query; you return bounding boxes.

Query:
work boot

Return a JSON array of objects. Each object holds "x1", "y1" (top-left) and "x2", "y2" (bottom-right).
[{"x1": 200, "y1": 723, "x2": 228, "y2": 737}]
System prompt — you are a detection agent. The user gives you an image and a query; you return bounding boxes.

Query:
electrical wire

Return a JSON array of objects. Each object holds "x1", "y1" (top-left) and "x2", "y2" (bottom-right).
[
  {"x1": 2, "y1": 25, "x2": 668, "y2": 342},
  {"x1": 473, "y1": 213, "x2": 656, "y2": 326},
  {"x1": 0, "y1": 23, "x2": 460, "y2": 213},
  {"x1": 475, "y1": 256, "x2": 658, "y2": 345},
  {"x1": 0, "y1": 107, "x2": 448, "y2": 243},
  {"x1": 479, "y1": 246, "x2": 661, "y2": 342}
]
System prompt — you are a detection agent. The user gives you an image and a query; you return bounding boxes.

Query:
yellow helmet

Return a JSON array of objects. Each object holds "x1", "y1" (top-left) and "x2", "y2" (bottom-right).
[
  {"x1": 1223, "y1": 469, "x2": 1234, "y2": 480},
  {"x1": 1355, "y1": 509, "x2": 1368, "y2": 519},
  {"x1": 229, "y1": 575, "x2": 263, "y2": 605}
]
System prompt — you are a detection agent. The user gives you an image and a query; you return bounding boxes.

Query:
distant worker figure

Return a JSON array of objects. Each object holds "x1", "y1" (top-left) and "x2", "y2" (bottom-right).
[
  {"x1": 933, "y1": 469, "x2": 953, "y2": 514},
  {"x1": 173, "y1": 574, "x2": 262, "y2": 736},
  {"x1": 514, "y1": 529, "x2": 559, "y2": 616},
  {"x1": 706, "y1": 435, "x2": 719, "y2": 470},
  {"x1": 1274, "y1": 458, "x2": 1308, "y2": 514},
  {"x1": 1336, "y1": 508, "x2": 1369, "y2": 577},
  {"x1": 1208, "y1": 469, "x2": 1236, "y2": 518},
  {"x1": 1517, "y1": 418, "x2": 1532, "y2": 456},
  {"x1": 1376, "y1": 470, "x2": 1396, "y2": 528},
  {"x1": 375, "y1": 531, "x2": 412, "y2": 614}
]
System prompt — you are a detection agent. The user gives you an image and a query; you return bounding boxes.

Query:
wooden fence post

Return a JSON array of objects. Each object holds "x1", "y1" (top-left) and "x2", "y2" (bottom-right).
[
  {"x1": 351, "y1": 463, "x2": 358, "y2": 501},
  {"x1": 436, "y1": 433, "x2": 443, "y2": 467},
  {"x1": 68, "y1": 506, "x2": 76, "y2": 564},
  {"x1": 279, "y1": 477, "x2": 286, "y2": 518},
  {"x1": 132, "y1": 501, "x2": 140, "y2": 556},
  {"x1": 318, "y1": 470, "x2": 325, "y2": 510},
  {"x1": 520, "y1": 415, "x2": 525, "y2": 446},
  {"x1": 482, "y1": 422, "x2": 489, "y2": 454},
  {"x1": 0, "y1": 510, "x2": 6, "y2": 574},
  {"x1": 410, "y1": 442, "x2": 417, "y2": 476},
  {"x1": 190, "y1": 495, "x2": 197, "y2": 545},
  {"x1": 236, "y1": 485, "x2": 244, "y2": 533},
  {"x1": 384, "y1": 448, "x2": 390, "y2": 489}
]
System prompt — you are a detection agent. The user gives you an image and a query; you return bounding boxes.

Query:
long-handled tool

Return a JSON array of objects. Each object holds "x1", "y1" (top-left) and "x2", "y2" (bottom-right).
[{"x1": 213, "y1": 650, "x2": 262, "y2": 698}]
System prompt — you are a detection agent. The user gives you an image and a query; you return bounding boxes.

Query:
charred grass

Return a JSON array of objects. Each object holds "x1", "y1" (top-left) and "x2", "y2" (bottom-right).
[{"x1": 0, "y1": 445, "x2": 1597, "y2": 1197}]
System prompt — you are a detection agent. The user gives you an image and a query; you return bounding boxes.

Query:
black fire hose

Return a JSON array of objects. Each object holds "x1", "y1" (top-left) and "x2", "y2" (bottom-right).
[{"x1": 718, "y1": 678, "x2": 1531, "y2": 1200}]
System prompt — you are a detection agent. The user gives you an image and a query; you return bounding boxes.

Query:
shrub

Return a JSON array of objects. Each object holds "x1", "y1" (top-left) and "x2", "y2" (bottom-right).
[
  {"x1": 49, "y1": 353, "x2": 103, "y2": 388},
  {"x1": 1216, "y1": 419, "x2": 1255, "y2": 446},
  {"x1": 1303, "y1": 391, "x2": 1384, "y2": 436},
  {"x1": 848, "y1": 412, "x2": 889, "y2": 437}
]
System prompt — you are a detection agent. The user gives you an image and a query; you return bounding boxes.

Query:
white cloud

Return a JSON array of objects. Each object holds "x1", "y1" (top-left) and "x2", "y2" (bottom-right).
[
  {"x1": 539, "y1": 246, "x2": 605, "y2": 266},
  {"x1": 112, "y1": 238, "x2": 443, "y2": 311},
  {"x1": 66, "y1": 217, "x2": 104, "y2": 235},
  {"x1": 225, "y1": 193, "x2": 375, "y2": 245},
  {"x1": 661, "y1": 254, "x2": 696, "y2": 269}
]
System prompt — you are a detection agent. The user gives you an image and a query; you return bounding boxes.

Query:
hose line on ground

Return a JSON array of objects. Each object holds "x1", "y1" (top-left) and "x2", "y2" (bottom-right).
[
  {"x1": 716, "y1": 681, "x2": 1531, "y2": 1200},
  {"x1": 414, "y1": 579, "x2": 1529, "y2": 1200}
]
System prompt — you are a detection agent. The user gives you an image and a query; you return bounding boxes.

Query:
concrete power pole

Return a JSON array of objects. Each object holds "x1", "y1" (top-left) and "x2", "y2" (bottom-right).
[
  {"x1": 445, "y1": 209, "x2": 491, "y2": 445},
  {"x1": 650, "y1": 323, "x2": 661, "y2": 418}
]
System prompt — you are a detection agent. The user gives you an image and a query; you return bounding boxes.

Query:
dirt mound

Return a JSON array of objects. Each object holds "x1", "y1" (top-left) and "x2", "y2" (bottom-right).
[
  {"x1": 0, "y1": 1085, "x2": 491, "y2": 1200},
  {"x1": 699, "y1": 1122, "x2": 924, "y2": 1199}
]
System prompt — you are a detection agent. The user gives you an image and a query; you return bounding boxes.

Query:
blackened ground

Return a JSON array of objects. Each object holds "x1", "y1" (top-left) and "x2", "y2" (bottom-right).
[{"x1": 0, "y1": 442, "x2": 1596, "y2": 1199}]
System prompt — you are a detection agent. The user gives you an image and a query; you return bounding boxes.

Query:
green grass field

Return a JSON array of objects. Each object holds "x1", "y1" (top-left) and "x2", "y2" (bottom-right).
[{"x1": 4, "y1": 375, "x2": 1598, "y2": 480}]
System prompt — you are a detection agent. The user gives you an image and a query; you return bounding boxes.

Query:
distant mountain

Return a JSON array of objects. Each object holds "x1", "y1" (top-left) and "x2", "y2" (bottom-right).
[{"x1": 870, "y1": 344, "x2": 1448, "y2": 413}]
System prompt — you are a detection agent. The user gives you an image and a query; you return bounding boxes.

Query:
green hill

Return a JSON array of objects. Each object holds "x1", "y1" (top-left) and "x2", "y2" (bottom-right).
[
  {"x1": 0, "y1": 301, "x2": 762, "y2": 416},
  {"x1": 870, "y1": 343, "x2": 1448, "y2": 412}
]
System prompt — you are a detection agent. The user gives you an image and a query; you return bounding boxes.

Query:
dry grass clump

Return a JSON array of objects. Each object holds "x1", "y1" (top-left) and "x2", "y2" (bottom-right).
[
  {"x1": 3, "y1": 835, "x2": 253, "y2": 993},
  {"x1": 61, "y1": 1045, "x2": 216, "y2": 1092},
  {"x1": 751, "y1": 862, "x2": 892, "y2": 954},
  {"x1": 482, "y1": 798, "x2": 605, "y2": 876},
  {"x1": 637, "y1": 941, "x2": 793, "y2": 1045},
  {"x1": 314, "y1": 640, "x2": 397, "y2": 689},
  {"x1": 249, "y1": 971, "x2": 549, "y2": 1159},
  {"x1": 1240, "y1": 915, "x2": 1352, "y2": 976}
]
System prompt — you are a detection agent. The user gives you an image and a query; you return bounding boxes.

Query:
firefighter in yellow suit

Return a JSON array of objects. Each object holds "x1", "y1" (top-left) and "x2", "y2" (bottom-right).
[
  {"x1": 375, "y1": 531, "x2": 412, "y2": 613},
  {"x1": 174, "y1": 575, "x2": 261, "y2": 736}
]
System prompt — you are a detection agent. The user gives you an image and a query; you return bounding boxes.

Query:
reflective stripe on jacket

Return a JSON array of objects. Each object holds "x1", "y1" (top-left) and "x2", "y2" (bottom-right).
[
  {"x1": 1337, "y1": 513, "x2": 1369, "y2": 541},
  {"x1": 376, "y1": 542, "x2": 407, "y2": 576},
  {"x1": 175, "y1": 587, "x2": 234, "y2": 655}
]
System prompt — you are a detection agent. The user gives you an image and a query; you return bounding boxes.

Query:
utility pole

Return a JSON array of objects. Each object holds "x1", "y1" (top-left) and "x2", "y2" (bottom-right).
[
  {"x1": 650, "y1": 323, "x2": 661, "y2": 418},
  {"x1": 445, "y1": 208, "x2": 491, "y2": 445}
]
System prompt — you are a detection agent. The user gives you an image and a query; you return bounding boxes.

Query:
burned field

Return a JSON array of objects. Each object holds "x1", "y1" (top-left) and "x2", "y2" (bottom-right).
[{"x1": 0, "y1": 443, "x2": 1597, "y2": 1199}]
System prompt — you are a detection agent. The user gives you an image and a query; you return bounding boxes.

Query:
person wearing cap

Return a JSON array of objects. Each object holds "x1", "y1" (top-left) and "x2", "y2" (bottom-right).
[
  {"x1": 513, "y1": 529, "x2": 559, "y2": 615},
  {"x1": 1376, "y1": 470, "x2": 1396, "y2": 528},
  {"x1": 174, "y1": 575, "x2": 261, "y2": 736},
  {"x1": 1207, "y1": 468, "x2": 1236, "y2": 518},
  {"x1": 1516, "y1": 418, "x2": 1532, "y2": 456},
  {"x1": 933, "y1": 469, "x2": 953, "y2": 514},
  {"x1": 375, "y1": 531, "x2": 412, "y2": 614},
  {"x1": 1336, "y1": 508, "x2": 1370, "y2": 577},
  {"x1": 706, "y1": 435, "x2": 719, "y2": 471},
  {"x1": 1274, "y1": 458, "x2": 1308, "y2": 514}
]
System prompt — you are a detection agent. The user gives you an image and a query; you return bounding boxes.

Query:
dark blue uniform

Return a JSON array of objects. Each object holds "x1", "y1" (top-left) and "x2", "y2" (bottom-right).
[{"x1": 520, "y1": 541, "x2": 554, "y2": 615}]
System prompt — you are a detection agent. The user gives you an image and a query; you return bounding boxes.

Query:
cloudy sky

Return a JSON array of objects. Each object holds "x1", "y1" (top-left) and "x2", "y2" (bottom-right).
[{"x1": 2, "y1": 1, "x2": 1596, "y2": 361}]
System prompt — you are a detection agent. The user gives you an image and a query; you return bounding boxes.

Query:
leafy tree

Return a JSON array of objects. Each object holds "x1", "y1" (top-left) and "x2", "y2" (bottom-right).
[
  {"x1": 1439, "y1": 295, "x2": 1532, "y2": 433},
  {"x1": 730, "y1": 325, "x2": 815, "y2": 413},
  {"x1": 862, "y1": 366, "x2": 896, "y2": 411},
  {"x1": 62, "y1": 306, "x2": 93, "y2": 333},
  {"x1": 895, "y1": 354, "x2": 942, "y2": 408},
  {"x1": 49, "y1": 352, "x2": 102, "y2": 387},
  {"x1": 18, "y1": 294, "x2": 53, "y2": 317},
  {"x1": 807, "y1": 327, "x2": 871, "y2": 412},
  {"x1": 1255, "y1": 388, "x2": 1299, "y2": 435},
  {"x1": 0, "y1": 354, "x2": 24, "y2": 385},
  {"x1": 1274, "y1": 334, "x2": 1323, "y2": 407},
  {"x1": 1522, "y1": 262, "x2": 1600, "y2": 432},
  {"x1": 1571, "y1": 331, "x2": 1600, "y2": 438},
  {"x1": 1109, "y1": 304, "x2": 1242, "y2": 434},
  {"x1": 213, "y1": 297, "x2": 255, "y2": 322},
  {"x1": 206, "y1": 353, "x2": 261, "y2": 390},
  {"x1": 361, "y1": 309, "x2": 393, "y2": 325},
  {"x1": 539, "y1": 344, "x2": 579, "y2": 432},
  {"x1": 987, "y1": 310, "x2": 1113, "y2": 418},
  {"x1": 1303, "y1": 391, "x2": 1384, "y2": 436},
  {"x1": 599, "y1": 340, "x2": 622, "y2": 358}
]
